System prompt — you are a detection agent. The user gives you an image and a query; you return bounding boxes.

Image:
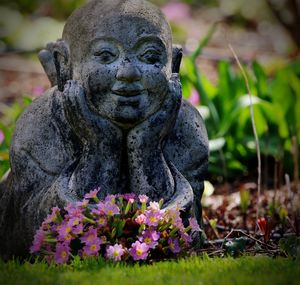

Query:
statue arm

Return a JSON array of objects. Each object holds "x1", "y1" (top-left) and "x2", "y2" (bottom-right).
[{"x1": 127, "y1": 74, "x2": 194, "y2": 209}]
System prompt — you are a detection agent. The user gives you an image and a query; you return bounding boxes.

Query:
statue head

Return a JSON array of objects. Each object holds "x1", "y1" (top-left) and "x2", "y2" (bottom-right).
[{"x1": 41, "y1": 0, "x2": 182, "y2": 127}]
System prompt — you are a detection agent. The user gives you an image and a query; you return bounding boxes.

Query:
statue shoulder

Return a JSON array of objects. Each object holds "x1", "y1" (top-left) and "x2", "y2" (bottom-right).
[
  {"x1": 164, "y1": 99, "x2": 209, "y2": 185},
  {"x1": 10, "y1": 87, "x2": 72, "y2": 175},
  {"x1": 175, "y1": 99, "x2": 209, "y2": 145},
  {"x1": 12, "y1": 87, "x2": 58, "y2": 145}
]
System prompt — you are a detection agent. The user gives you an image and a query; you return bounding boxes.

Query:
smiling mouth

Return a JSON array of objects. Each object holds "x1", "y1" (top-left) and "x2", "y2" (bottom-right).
[
  {"x1": 112, "y1": 89, "x2": 143, "y2": 96},
  {"x1": 112, "y1": 92, "x2": 142, "y2": 107},
  {"x1": 112, "y1": 89, "x2": 144, "y2": 107}
]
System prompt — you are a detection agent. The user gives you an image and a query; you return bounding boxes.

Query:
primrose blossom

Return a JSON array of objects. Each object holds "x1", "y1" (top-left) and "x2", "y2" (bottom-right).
[
  {"x1": 55, "y1": 243, "x2": 70, "y2": 264},
  {"x1": 129, "y1": 241, "x2": 149, "y2": 261},
  {"x1": 106, "y1": 244, "x2": 125, "y2": 261}
]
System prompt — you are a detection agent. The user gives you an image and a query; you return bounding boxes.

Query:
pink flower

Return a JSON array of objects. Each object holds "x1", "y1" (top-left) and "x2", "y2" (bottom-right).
[
  {"x1": 93, "y1": 202, "x2": 106, "y2": 215},
  {"x1": 129, "y1": 241, "x2": 149, "y2": 261},
  {"x1": 135, "y1": 214, "x2": 146, "y2": 225},
  {"x1": 138, "y1": 195, "x2": 149, "y2": 203},
  {"x1": 148, "y1": 201, "x2": 160, "y2": 211},
  {"x1": 188, "y1": 88, "x2": 200, "y2": 106},
  {"x1": 122, "y1": 193, "x2": 136, "y2": 201},
  {"x1": 128, "y1": 198, "x2": 135, "y2": 204},
  {"x1": 54, "y1": 243, "x2": 70, "y2": 264},
  {"x1": 81, "y1": 226, "x2": 98, "y2": 244},
  {"x1": 43, "y1": 206, "x2": 61, "y2": 225},
  {"x1": 30, "y1": 228, "x2": 45, "y2": 253},
  {"x1": 181, "y1": 232, "x2": 192, "y2": 245},
  {"x1": 139, "y1": 230, "x2": 160, "y2": 249},
  {"x1": 168, "y1": 238, "x2": 181, "y2": 254},
  {"x1": 58, "y1": 223, "x2": 73, "y2": 241},
  {"x1": 106, "y1": 244, "x2": 125, "y2": 261},
  {"x1": 64, "y1": 203, "x2": 84, "y2": 219},
  {"x1": 72, "y1": 223, "x2": 84, "y2": 235},
  {"x1": 103, "y1": 202, "x2": 120, "y2": 216},
  {"x1": 32, "y1": 85, "x2": 45, "y2": 97},
  {"x1": 144, "y1": 209, "x2": 164, "y2": 227},
  {"x1": 188, "y1": 217, "x2": 201, "y2": 232},
  {"x1": 104, "y1": 195, "x2": 116, "y2": 203},
  {"x1": 76, "y1": 199, "x2": 89, "y2": 208},
  {"x1": 96, "y1": 216, "x2": 107, "y2": 228},
  {"x1": 67, "y1": 217, "x2": 81, "y2": 227},
  {"x1": 84, "y1": 188, "x2": 100, "y2": 200},
  {"x1": 83, "y1": 237, "x2": 101, "y2": 256},
  {"x1": 165, "y1": 208, "x2": 183, "y2": 227},
  {"x1": 0, "y1": 129, "x2": 4, "y2": 145},
  {"x1": 161, "y1": 3, "x2": 190, "y2": 22}
]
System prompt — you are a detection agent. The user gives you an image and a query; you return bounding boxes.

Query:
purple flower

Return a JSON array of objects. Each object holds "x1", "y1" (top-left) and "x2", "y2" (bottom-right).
[
  {"x1": 54, "y1": 243, "x2": 70, "y2": 264},
  {"x1": 129, "y1": 241, "x2": 149, "y2": 261},
  {"x1": 83, "y1": 237, "x2": 101, "y2": 256},
  {"x1": 93, "y1": 202, "x2": 106, "y2": 215},
  {"x1": 76, "y1": 199, "x2": 89, "y2": 208},
  {"x1": 165, "y1": 208, "x2": 183, "y2": 228},
  {"x1": 122, "y1": 193, "x2": 136, "y2": 201},
  {"x1": 58, "y1": 223, "x2": 73, "y2": 241},
  {"x1": 104, "y1": 194, "x2": 116, "y2": 203},
  {"x1": 84, "y1": 188, "x2": 100, "y2": 200},
  {"x1": 181, "y1": 232, "x2": 192, "y2": 245},
  {"x1": 106, "y1": 244, "x2": 125, "y2": 261},
  {"x1": 144, "y1": 209, "x2": 163, "y2": 227},
  {"x1": 64, "y1": 203, "x2": 84, "y2": 219},
  {"x1": 81, "y1": 226, "x2": 98, "y2": 244},
  {"x1": 43, "y1": 206, "x2": 61, "y2": 225},
  {"x1": 188, "y1": 88, "x2": 200, "y2": 106},
  {"x1": 30, "y1": 228, "x2": 45, "y2": 253},
  {"x1": 96, "y1": 216, "x2": 107, "y2": 228},
  {"x1": 0, "y1": 129, "x2": 4, "y2": 145},
  {"x1": 72, "y1": 223, "x2": 84, "y2": 235},
  {"x1": 139, "y1": 230, "x2": 160, "y2": 249},
  {"x1": 168, "y1": 238, "x2": 181, "y2": 254},
  {"x1": 138, "y1": 195, "x2": 149, "y2": 203},
  {"x1": 188, "y1": 217, "x2": 201, "y2": 231},
  {"x1": 103, "y1": 202, "x2": 120, "y2": 216}
]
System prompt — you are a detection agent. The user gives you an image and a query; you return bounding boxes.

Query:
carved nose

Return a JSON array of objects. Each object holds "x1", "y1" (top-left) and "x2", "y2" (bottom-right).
[{"x1": 116, "y1": 60, "x2": 142, "y2": 82}]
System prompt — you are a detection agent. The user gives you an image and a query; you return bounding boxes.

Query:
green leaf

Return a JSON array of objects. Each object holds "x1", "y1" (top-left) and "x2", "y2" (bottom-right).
[
  {"x1": 279, "y1": 236, "x2": 300, "y2": 258},
  {"x1": 253, "y1": 61, "x2": 268, "y2": 98}
]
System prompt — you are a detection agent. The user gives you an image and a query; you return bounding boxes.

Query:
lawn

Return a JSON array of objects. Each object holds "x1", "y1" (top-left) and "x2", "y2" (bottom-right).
[{"x1": 1, "y1": 256, "x2": 299, "y2": 285}]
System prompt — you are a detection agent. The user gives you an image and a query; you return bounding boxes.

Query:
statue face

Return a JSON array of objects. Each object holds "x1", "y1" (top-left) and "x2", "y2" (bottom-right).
[{"x1": 71, "y1": 15, "x2": 172, "y2": 127}]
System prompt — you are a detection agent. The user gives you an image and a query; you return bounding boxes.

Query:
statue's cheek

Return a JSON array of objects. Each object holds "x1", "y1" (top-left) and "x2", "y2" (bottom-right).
[
  {"x1": 79, "y1": 61, "x2": 113, "y2": 87},
  {"x1": 143, "y1": 69, "x2": 169, "y2": 94}
]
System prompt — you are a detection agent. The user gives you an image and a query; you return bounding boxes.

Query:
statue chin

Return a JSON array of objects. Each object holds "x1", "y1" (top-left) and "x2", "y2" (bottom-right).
[{"x1": 110, "y1": 107, "x2": 148, "y2": 129}]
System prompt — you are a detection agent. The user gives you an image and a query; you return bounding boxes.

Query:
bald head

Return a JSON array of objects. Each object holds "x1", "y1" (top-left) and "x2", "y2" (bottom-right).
[{"x1": 63, "y1": 0, "x2": 172, "y2": 59}]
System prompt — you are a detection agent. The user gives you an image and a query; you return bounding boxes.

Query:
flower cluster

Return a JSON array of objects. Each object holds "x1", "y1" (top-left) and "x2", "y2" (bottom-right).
[{"x1": 30, "y1": 190, "x2": 201, "y2": 264}]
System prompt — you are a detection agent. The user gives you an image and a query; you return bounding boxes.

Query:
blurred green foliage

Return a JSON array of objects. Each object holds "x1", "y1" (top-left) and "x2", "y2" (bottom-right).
[
  {"x1": 0, "y1": 0, "x2": 86, "y2": 19},
  {"x1": 180, "y1": 27, "x2": 300, "y2": 182},
  {"x1": 0, "y1": 97, "x2": 32, "y2": 179}
]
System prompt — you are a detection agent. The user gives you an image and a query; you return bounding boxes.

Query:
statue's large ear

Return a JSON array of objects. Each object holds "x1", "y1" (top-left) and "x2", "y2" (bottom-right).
[
  {"x1": 38, "y1": 40, "x2": 72, "y2": 91},
  {"x1": 172, "y1": 44, "x2": 183, "y2": 74}
]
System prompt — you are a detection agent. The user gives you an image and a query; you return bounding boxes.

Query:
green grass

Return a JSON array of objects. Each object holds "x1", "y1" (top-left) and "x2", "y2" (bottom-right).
[{"x1": 1, "y1": 256, "x2": 299, "y2": 285}]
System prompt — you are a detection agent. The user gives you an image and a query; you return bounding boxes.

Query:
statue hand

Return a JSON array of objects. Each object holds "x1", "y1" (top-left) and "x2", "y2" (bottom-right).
[
  {"x1": 62, "y1": 80, "x2": 122, "y2": 146},
  {"x1": 128, "y1": 74, "x2": 181, "y2": 148}
]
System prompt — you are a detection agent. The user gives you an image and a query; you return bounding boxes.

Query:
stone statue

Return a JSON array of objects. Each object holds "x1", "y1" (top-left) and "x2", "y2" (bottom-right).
[{"x1": 0, "y1": 0, "x2": 208, "y2": 258}]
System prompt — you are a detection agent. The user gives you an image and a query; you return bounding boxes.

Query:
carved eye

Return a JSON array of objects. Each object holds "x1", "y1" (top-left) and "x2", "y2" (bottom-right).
[
  {"x1": 94, "y1": 50, "x2": 117, "y2": 64},
  {"x1": 139, "y1": 49, "x2": 162, "y2": 65}
]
